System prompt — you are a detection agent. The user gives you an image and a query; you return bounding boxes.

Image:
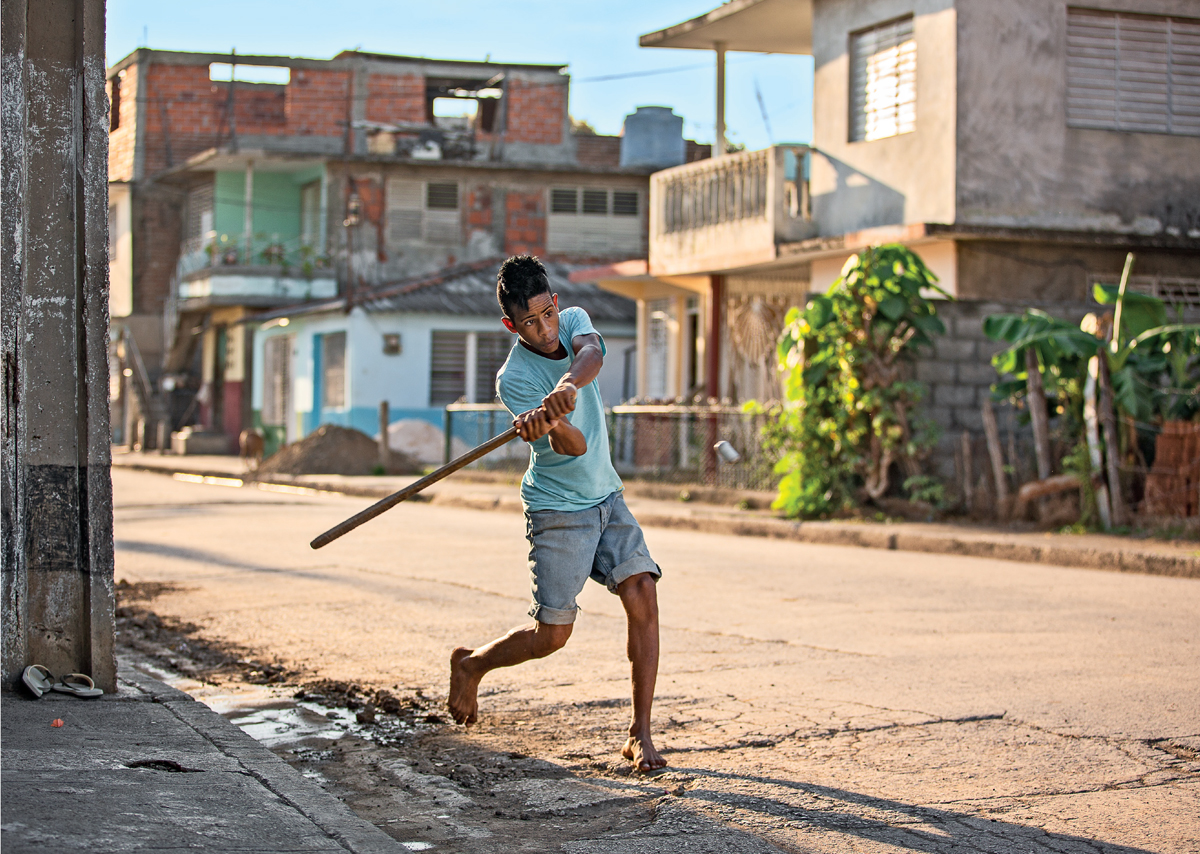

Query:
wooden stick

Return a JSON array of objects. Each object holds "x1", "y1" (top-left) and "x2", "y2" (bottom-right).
[
  {"x1": 981, "y1": 399, "x2": 1009, "y2": 516},
  {"x1": 310, "y1": 426, "x2": 520, "y2": 549},
  {"x1": 1025, "y1": 347, "x2": 1052, "y2": 481},
  {"x1": 1097, "y1": 352, "x2": 1129, "y2": 526},
  {"x1": 1084, "y1": 357, "x2": 1112, "y2": 529},
  {"x1": 961, "y1": 431, "x2": 974, "y2": 513}
]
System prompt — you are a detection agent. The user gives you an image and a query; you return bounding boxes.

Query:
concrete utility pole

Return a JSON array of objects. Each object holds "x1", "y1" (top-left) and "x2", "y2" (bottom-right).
[{"x1": 2, "y1": 0, "x2": 116, "y2": 692}]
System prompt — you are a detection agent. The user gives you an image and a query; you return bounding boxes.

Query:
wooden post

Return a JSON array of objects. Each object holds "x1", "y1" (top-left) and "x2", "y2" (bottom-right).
[
  {"x1": 1096, "y1": 353, "x2": 1128, "y2": 526},
  {"x1": 378, "y1": 400, "x2": 390, "y2": 471},
  {"x1": 1024, "y1": 347, "x2": 1052, "y2": 480},
  {"x1": 981, "y1": 400, "x2": 1009, "y2": 517},
  {"x1": 961, "y1": 431, "x2": 974, "y2": 513},
  {"x1": 1084, "y1": 357, "x2": 1112, "y2": 529}
]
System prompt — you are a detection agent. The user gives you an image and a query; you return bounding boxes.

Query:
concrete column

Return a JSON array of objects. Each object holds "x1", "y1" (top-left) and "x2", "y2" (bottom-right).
[
  {"x1": 464, "y1": 332, "x2": 478, "y2": 404},
  {"x1": 2, "y1": 0, "x2": 116, "y2": 691},
  {"x1": 243, "y1": 159, "x2": 255, "y2": 263},
  {"x1": 715, "y1": 42, "x2": 727, "y2": 158}
]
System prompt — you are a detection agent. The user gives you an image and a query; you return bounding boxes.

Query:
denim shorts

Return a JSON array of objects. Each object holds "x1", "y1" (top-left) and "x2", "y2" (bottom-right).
[{"x1": 525, "y1": 491, "x2": 660, "y2": 625}]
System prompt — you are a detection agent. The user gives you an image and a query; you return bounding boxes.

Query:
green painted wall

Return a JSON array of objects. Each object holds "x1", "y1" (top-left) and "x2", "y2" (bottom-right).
[{"x1": 213, "y1": 166, "x2": 323, "y2": 243}]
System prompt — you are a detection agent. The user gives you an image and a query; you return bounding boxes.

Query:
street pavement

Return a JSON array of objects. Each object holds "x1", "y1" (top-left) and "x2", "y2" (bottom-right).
[
  {"x1": 113, "y1": 449, "x2": 1200, "y2": 578},
  {"x1": 82, "y1": 466, "x2": 1200, "y2": 852}
]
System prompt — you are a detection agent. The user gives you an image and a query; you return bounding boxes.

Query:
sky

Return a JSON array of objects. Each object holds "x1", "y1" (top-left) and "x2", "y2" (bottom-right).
[{"x1": 105, "y1": 0, "x2": 814, "y2": 150}]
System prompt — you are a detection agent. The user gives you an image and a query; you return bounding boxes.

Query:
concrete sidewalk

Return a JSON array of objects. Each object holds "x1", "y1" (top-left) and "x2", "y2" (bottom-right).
[
  {"x1": 0, "y1": 666, "x2": 410, "y2": 853},
  {"x1": 112, "y1": 450, "x2": 1200, "y2": 578}
]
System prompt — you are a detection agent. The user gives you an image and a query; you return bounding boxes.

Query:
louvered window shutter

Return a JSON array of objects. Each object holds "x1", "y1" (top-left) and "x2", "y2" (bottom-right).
[
  {"x1": 850, "y1": 16, "x2": 916, "y2": 142},
  {"x1": 1067, "y1": 9, "x2": 1200, "y2": 136}
]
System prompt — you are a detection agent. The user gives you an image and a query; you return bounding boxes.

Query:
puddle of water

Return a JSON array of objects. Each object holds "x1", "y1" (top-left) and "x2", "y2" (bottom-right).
[{"x1": 224, "y1": 701, "x2": 356, "y2": 749}]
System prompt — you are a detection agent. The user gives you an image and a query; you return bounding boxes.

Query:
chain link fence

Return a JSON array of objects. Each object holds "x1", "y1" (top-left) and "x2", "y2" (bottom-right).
[{"x1": 444, "y1": 403, "x2": 780, "y2": 492}]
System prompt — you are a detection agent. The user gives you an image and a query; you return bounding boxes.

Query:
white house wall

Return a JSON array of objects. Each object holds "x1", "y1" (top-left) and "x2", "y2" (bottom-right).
[{"x1": 253, "y1": 308, "x2": 636, "y2": 454}]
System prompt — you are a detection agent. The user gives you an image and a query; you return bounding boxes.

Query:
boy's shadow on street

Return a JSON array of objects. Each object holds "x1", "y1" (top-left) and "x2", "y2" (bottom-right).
[{"x1": 669, "y1": 766, "x2": 1155, "y2": 854}]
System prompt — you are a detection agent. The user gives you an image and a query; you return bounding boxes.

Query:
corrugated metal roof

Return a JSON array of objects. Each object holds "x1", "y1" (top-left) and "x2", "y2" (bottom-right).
[{"x1": 252, "y1": 259, "x2": 637, "y2": 324}]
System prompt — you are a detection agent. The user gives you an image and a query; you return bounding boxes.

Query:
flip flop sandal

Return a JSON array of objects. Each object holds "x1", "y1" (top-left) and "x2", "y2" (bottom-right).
[
  {"x1": 50, "y1": 673, "x2": 103, "y2": 699},
  {"x1": 21, "y1": 665, "x2": 54, "y2": 698}
]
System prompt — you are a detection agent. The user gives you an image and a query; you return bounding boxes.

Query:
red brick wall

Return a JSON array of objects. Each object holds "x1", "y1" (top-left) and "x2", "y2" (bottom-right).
[
  {"x1": 506, "y1": 79, "x2": 565, "y2": 145},
  {"x1": 108, "y1": 64, "x2": 138, "y2": 181},
  {"x1": 126, "y1": 63, "x2": 352, "y2": 176},
  {"x1": 504, "y1": 190, "x2": 546, "y2": 256},
  {"x1": 465, "y1": 184, "x2": 493, "y2": 234},
  {"x1": 140, "y1": 63, "x2": 224, "y2": 175},
  {"x1": 575, "y1": 134, "x2": 621, "y2": 167},
  {"x1": 365, "y1": 73, "x2": 425, "y2": 125},
  {"x1": 131, "y1": 183, "x2": 183, "y2": 316},
  {"x1": 287, "y1": 68, "x2": 351, "y2": 136}
]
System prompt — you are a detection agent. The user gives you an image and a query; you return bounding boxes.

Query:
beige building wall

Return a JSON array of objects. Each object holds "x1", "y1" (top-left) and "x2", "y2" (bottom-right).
[
  {"x1": 810, "y1": 0, "x2": 957, "y2": 236},
  {"x1": 955, "y1": 0, "x2": 1200, "y2": 236},
  {"x1": 108, "y1": 183, "x2": 133, "y2": 318}
]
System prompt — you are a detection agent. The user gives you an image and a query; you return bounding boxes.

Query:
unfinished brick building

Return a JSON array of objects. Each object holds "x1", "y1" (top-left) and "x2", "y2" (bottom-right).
[{"x1": 106, "y1": 48, "x2": 708, "y2": 451}]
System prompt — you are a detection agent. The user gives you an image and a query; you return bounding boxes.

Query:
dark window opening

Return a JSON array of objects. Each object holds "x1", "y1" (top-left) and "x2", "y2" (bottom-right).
[
  {"x1": 427, "y1": 182, "x2": 459, "y2": 210},
  {"x1": 581, "y1": 189, "x2": 608, "y2": 215},
  {"x1": 612, "y1": 191, "x2": 639, "y2": 216},
  {"x1": 551, "y1": 188, "x2": 578, "y2": 213},
  {"x1": 425, "y1": 76, "x2": 504, "y2": 133},
  {"x1": 109, "y1": 73, "x2": 122, "y2": 131}
]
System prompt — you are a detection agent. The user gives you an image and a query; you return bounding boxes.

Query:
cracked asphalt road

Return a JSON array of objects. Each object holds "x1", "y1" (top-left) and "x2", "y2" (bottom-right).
[{"x1": 112, "y1": 468, "x2": 1200, "y2": 853}]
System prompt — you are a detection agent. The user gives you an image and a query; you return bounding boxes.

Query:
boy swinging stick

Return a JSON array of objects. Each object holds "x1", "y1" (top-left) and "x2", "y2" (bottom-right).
[{"x1": 448, "y1": 255, "x2": 666, "y2": 773}]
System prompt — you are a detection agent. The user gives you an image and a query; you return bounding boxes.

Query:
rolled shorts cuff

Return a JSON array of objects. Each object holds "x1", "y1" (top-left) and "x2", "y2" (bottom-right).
[
  {"x1": 605, "y1": 555, "x2": 661, "y2": 594},
  {"x1": 528, "y1": 602, "x2": 578, "y2": 625}
]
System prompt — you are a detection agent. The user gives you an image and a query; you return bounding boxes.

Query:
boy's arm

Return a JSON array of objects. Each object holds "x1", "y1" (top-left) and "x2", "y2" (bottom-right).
[
  {"x1": 541, "y1": 333, "x2": 603, "y2": 420},
  {"x1": 513, "y1": 407, "x2": 586, "y2": 456}
]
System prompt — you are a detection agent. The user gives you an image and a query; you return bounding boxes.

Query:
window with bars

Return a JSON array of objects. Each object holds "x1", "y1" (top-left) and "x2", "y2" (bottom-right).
[
  {"x1": 1067, "y1": 8, "x2": 1200, "y2": 136},
  {"x1": 387, "y1": 179, "x2": 461, "y2": 246},
  {"x1": 551, "y1": 188, "x2": 578, "y2": 213},
  {"x1": 546, "y1": 187, "x2": 643, "y2": 253},
  {"x1": 582, "y1": 188, "x2": 609, "y2": 215},
  {"x1": 474, "y1": 333, "x2": 513, "y2": 403},
  {"x1": 430, "y1": 330, "x2": 514, "y2": 406},
  {"x1": 426, "y1": 182, "x2": 459, "y2": 210},
  {"x1": 850, "y1": 16, "x2": 916, "y2": 142},
  {"x1": 321, "y1": 332, "x2": 346, "y2": 409},
  {"x1": 262, "y1": 335, "x2": 292, "y2": 426},
  {"x1": 430, "y1": 331, "x2": 467, "y2": 406},
  {"x1": 612, "y1": 191, "x2": 639, "y2": 216}
]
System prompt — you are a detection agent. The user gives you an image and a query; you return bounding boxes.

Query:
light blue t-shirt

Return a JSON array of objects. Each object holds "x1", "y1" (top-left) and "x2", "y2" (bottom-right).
[{"x1": 496, "y1": 306, "x2": 623, "y2": 513}]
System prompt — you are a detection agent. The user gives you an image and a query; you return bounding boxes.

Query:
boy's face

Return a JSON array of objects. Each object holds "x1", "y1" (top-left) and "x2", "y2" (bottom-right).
[{"x1": 502, "y1": 291, "x2": 560, "y2": 355}]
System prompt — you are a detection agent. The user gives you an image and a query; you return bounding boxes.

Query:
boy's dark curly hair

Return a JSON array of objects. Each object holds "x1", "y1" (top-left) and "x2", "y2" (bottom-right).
[{"x1": 496, "y1": 255, "x2": 551, "y2": 318}]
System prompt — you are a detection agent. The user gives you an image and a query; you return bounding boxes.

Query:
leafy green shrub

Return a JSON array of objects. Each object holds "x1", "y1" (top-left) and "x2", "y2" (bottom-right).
[{"x1": 757, "y1": 244, "x2": 948, "y2": 518}]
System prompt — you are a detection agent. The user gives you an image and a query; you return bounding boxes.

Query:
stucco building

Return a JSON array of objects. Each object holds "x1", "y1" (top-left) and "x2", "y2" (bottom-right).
[{"x1": 582, "y1": 0, "x2": 1200, "y2": 474}]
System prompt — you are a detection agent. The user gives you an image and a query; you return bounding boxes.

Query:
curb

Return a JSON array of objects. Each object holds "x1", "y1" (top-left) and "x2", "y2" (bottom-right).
[
  {"x1": 115, "y1": 461, "x2": 1200, "y2": 580},
  {"x1": 118, "y1": 667, "x2": 405, "y2": 854}
]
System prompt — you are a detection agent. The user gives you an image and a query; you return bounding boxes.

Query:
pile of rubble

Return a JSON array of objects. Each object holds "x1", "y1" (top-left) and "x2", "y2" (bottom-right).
[{"x1": 258, "y1": 424, "x2": 421, "y2": 476}]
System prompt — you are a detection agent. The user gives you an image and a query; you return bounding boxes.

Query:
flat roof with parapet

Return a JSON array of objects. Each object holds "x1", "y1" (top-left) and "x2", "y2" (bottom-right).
[{"x1": 107, "y1": 47, "x2": 567, "y2": 79}]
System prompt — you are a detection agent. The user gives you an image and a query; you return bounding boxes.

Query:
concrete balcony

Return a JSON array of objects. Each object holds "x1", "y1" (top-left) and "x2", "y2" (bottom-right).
[
  {"x1": 177, "y1": 234, "x2": 337, "y2": 307},
  {"x1": 648, "y1": 144, "x2": 815, "y2": 277}
]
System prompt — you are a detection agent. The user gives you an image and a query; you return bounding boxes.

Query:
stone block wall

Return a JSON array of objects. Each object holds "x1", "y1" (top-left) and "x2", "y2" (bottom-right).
[{"x1": 913, "y1": 299, "x2": 1094, "y2": 482}]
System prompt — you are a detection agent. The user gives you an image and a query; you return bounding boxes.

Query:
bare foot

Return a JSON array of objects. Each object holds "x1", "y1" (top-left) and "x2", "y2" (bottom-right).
[
  {"x1": 448, "y1": 647, "x2": 481, "y2": 725},
  {"x1": 622, "y1": 732, "x2": 667, "y2": 773}
]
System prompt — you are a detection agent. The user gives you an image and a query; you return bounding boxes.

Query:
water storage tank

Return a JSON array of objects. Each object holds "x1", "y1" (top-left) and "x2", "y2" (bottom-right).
[{"x1": 620, "y1": 106, "x2": 686, "y2": 169}]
